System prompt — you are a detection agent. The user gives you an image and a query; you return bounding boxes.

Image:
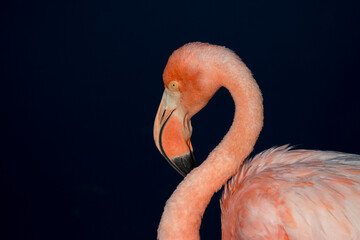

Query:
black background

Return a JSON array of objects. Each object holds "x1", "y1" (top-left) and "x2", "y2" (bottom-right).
[{"x1": 2, "y1": 0, "x2": 360, "y2": 239}]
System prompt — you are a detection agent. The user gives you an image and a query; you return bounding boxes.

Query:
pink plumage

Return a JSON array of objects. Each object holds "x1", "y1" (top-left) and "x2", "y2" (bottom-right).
[
  {"x1": 222, "y1": 146, "x2": 360, "y2": 239},
  {"x1": 153, "y1": 42, "x2": 360, "y2": 239}
]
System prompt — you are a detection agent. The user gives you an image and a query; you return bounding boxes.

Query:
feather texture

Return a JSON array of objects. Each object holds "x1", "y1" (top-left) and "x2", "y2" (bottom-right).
[{"x1": 221, "y1": 146, "x2": 360, "y2": 239}]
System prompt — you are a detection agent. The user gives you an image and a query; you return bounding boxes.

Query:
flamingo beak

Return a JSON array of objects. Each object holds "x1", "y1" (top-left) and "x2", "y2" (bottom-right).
[{"x1": 154, "y1": 89, "x2": 197, "y2": 177}]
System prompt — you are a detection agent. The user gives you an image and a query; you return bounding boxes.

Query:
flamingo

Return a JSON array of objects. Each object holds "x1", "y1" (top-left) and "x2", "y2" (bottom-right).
[{"x1": 153, "y1": 42, "x2": 360, "y2": 240}]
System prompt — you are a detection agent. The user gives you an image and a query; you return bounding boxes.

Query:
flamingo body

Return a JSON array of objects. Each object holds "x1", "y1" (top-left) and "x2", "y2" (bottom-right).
[
  {"x1": 153, "y1": 42, "x2": 360, "y2": 239},
  {"x1": 221, "y1": 146, "x2": 360, "y2": 239}
]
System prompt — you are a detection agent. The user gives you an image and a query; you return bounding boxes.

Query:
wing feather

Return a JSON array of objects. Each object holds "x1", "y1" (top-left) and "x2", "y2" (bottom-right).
[{"x1": 221, "y1": 146, "x2": 360, "y2": 239}]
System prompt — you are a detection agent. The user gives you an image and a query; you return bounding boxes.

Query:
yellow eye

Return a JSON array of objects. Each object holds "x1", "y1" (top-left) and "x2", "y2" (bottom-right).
[{"x1": 169, "y1": 81, "x2": 179, "y2": 90}]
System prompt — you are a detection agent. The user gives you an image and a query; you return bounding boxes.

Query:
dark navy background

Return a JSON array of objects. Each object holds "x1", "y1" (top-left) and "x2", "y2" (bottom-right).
[{"x1": 1, "y1": 0, "x2": 360, "y2": 239}]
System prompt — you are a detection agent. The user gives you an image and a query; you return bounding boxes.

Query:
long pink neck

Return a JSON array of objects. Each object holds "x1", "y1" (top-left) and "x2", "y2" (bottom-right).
[{"x1": 158, "y1": 58, "x2": 264, "y2": 240}]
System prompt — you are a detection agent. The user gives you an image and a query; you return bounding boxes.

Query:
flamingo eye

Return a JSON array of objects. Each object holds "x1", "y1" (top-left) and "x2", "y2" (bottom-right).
[{"x1": 169, "y1": 81, "x2": 179, "y2": 90}]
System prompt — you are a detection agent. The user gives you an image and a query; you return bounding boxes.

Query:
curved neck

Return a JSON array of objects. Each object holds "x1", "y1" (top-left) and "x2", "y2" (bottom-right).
[{"x1": 158, "y1": 59, "x2": 263, "y2": 240}]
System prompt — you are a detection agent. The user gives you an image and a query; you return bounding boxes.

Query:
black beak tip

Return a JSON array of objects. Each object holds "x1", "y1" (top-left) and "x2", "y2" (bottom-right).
[{"x1": 172, "y1": 152, "x2": 197, "y2": 177}]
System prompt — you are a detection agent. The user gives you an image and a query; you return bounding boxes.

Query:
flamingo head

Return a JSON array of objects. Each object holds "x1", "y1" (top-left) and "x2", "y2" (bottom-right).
[{"x1": 153, "y1": 43, "x2": 222, "y2": 177}]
